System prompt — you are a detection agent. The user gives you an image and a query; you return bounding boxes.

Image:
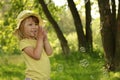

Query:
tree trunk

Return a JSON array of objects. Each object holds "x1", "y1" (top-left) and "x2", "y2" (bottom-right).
[
  {"x1": 39, "y1": 0, "x2": 70, "y2": 55},
  {"x1": 85, "y1": 0, "x2": 93, "y2": 52},
  {"x1": 111, "y1": 0, "x2": 117, "y2": 37},
  {"x1": 67, "y1": 0, "x2": 87, "y2": 52},
  {"x1": 98, "y1": 0, "x2": 115, "y2": 70},
  {"x1": 114, "y1": 1, "x2": 120, "y2": 70}
]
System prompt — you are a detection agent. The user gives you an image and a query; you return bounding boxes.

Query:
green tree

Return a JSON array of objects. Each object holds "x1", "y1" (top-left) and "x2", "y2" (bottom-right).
[
  {"x1": 67, "y1": 0, "x2": 92, "y2": 52},
  {"x1": 85, "y1": 0, "x2": 93, "y2": 52},
  {"x1": 38, "y1": 0, "x2": 70, "y2": 55}
]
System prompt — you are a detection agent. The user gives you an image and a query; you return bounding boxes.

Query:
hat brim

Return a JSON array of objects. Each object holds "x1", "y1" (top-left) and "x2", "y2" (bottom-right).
[{"x1": 16, "y1": 11, "x2": 44, "y2": 29}]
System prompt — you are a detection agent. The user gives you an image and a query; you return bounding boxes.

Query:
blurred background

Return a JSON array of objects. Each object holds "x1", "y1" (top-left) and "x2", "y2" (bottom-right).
[{"x1": 0, "y1": 0, "x2": 120, "y2": 80}]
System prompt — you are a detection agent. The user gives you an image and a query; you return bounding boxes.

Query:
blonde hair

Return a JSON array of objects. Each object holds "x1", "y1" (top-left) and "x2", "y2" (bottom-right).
[{"x1": 14, "y1": 16, "x2": 39, "y2": 40}]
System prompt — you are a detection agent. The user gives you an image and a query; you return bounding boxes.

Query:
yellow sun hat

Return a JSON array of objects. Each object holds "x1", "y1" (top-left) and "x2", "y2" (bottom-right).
[{"x1": 16, "y1": 10, "x2": 44, "y2": 29}]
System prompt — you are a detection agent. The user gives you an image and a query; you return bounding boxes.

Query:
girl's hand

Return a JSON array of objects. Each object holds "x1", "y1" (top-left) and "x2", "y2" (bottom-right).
[
  {"x1": 42, "y1": 28, "x2": 48, "y2": 41},
  {"x1": 36, "y1": 26, "x2": 44, "y2": 40}
]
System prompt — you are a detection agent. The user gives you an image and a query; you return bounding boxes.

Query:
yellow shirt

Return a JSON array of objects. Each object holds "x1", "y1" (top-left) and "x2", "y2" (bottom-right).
[{"x1": 19, "y1": 39, "x2": 50, "y2": 80}]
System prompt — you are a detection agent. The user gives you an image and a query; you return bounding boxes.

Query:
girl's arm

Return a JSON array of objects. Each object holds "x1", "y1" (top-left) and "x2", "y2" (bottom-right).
[
  {"x1": 43, "y1": 29, "x2": 53, "y2": 56},
  {"x1": 44, "y1": 38, "x2": 53, "y2": 56},
  {"x1": 23, "y1": 39, "x2": 43, "y2": 60},
  {"x1": 23, "y1": 27, "x2": 44, "y2": 60}
]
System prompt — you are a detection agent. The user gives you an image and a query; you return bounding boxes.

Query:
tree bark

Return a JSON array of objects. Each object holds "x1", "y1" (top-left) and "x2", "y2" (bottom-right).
[
  {"x1": 114, "y1": 0, "x2": 120, "y2": 70},
  {"x1": 67, "y1": 0, "x2": 87, "y2": 52},
  {"x1": 39, "y1": 0, "x2": 70, "y2": 55},
  {"x1": 85, "y1": 0, "x2": 93, "y2": 52},
  {"x1": 98, "y1": 0, "x2": 115, "y2": 70},
  {"x1": 111, "y1": 0, "x2": 117, "y2": 36}
]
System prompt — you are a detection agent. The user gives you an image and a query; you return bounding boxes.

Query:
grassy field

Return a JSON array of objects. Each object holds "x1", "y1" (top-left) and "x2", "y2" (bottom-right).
[{"x1": 0, "y1": 51, "x2": 120, "y2": 80}]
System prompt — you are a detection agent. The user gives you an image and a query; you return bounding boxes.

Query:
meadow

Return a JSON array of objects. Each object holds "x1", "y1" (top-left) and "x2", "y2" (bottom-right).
[{"x1": 0, "y1": 51, "x2": 120, "y2": 80}]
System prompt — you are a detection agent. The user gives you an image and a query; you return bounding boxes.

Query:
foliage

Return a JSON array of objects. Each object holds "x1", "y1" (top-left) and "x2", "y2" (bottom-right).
[
  {"x1": 0, "y1": 55, "x2": 25, "y2": 80},
  {"x1": 0, "y1": 0, "x2": 29, "y2": 55},
  {"x1": 0, "y1": 0, "x2": 65, "y2": 55},
  {"x1": 58, "y1": 9, "x2": 76, "y2": 34},
  {"x1": 0, "y1": 0, "x2": 120, "y2": 79},
  {"x1": 50, "y1": 51, "x2": 104, "y2": 80},
  {"x1": 0, "y1": 51, "x2": 120, "y2": 80}
]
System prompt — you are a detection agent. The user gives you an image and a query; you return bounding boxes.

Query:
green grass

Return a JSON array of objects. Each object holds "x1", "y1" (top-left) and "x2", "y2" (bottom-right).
[
  {"x1": 0, "y1": 55, "x2": 25, "y2": 80},
  {"x1": 0, "y1": 51, "x2": 120, "y2": 80},
  {"x1": 50, "y1": 51, "x2": 104, "y2": 80}
]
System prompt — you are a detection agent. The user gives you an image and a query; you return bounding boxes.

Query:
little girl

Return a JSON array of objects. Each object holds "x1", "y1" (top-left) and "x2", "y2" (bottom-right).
[{"x1": 14, "y1": 10, "x2": 53, "y2": 80}]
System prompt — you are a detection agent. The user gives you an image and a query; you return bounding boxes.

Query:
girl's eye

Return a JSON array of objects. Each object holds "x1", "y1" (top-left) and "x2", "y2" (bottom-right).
[{"x1": 29, "y1": 24, "x2": 32, "y2": 26}]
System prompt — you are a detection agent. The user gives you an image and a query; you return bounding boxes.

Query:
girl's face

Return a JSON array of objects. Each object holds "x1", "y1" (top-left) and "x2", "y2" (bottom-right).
[{"x1": 23, "y1": 17, "x2": 39, "y2": 39}]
